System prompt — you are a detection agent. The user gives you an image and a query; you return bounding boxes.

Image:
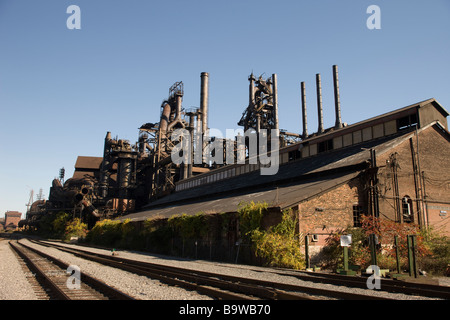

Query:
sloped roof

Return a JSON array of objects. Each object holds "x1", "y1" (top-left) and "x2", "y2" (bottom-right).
[
  {"x1": 120, "y1": 129, "x2": 420, "y2": 222},
  {"x1": 74, "y1": 156, "x2": 103, "y2": 170},
  {"x1": 120, "y1": 171, "x2": 359, "y2": 221},
  {"x1": 119, "y1": 120, "x2": 448, "y2": 222},
  {"x1": 143, "y1": 130, "x2": 413, "y2": 211}
]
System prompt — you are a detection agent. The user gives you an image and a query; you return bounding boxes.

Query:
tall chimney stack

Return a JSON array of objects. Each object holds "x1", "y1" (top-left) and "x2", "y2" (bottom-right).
[
  {"x1": 333, "y1": 65, "x2": 343, "y2": 129},
  {"x1": 301, "y1": 81, "x2": 308, "y2": 138},
  {"x1": 200, "y1": 72, "x2": 209, "y2": 134},
  {"x1": 316, "y1": 73, "x2": 324, "y2": 133},
  {"x1": 272, "y1": 73, "x2": 279, "y2": 130}
]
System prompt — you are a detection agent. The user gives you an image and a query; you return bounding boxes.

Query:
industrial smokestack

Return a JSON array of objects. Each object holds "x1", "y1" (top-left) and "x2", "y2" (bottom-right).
[
  {"x1": 99, "y1": 131, "x2": 111, "y2": 198},
  {"x1": 333, "y1": 65, "x2": 343, "y2": 129},
  {"x1": 272, "y1": 74, "x2": 279, "y2": 130},
  {"x1": 316, "y1": 73, "x2": 324, "y2": 133},
  {"x1": 200, "y1": 72, "x2": 209, "y2": 134},
  {"x1": 249, "y1": 73, "x2": 256, "y2": 106},
  {"x1": 301, "y1": 82, "x2": 308, "y2": 138}
]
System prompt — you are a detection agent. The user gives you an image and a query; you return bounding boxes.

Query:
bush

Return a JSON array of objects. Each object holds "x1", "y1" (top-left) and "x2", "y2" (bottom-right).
[
  {"x1": 237, "y1": 202, "x2": 304, "y2": 269},
  {"x1": 63, "y1": 218, "x2": 87, "y2": 240},
  {"x1": 51, "y1": 212, "x2": 71, "y2": 237},
  {"x1": 420, "y1": 229, "x2": 450, "y2": 276},
  {"x1": 85, "y1": 219, "x2": 135, "y2": 247},
  {"x1": 237, "y1": 201, "x2": 268, "y2": 239},
  {"x1": 168, "y1": 213, "x2": 209, "y2": 240},
  {"x1": 251, "y1": 209, "x2": 305, "y2": 269},
  {"x1": 321, "y1": 227, "x2": 370, "y2": 270},
  {"x1": 320, "y1": 216, "x2": 450, "y2": 274},
  {"x1": 142, "y1": 218, "x2": 173, "y2": 253}
]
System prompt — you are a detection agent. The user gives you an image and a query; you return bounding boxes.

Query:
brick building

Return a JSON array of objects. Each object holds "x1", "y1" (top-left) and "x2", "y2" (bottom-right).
[
  {"x1": 3, "y1": 211, "x2": 22, "y2": 231},
  {"x1": 120, "y1": 98, "x2": 449, "y2": 258}
]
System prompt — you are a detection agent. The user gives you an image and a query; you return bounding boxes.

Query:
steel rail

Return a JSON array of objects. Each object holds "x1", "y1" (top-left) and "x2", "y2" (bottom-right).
[
  {"x1": 33, "y1": 239, "x2": 394, "y2": 300},
  {"x1": 31, "y1": 240, "x2": 313, "y2": 300},
  {"x1": 10, "y1": 240, "x2": 135, "y2": 300},
  {"x1": 10, "y1": 241, "x2": 71, "y2": 300},
  {"x1": 269, "y1": 268, "x2": 450, "y2": 300}
]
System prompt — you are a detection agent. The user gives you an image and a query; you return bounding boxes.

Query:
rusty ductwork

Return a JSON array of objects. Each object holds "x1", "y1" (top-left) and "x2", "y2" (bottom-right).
[
  {"x1": 159, "y1": 101, "x2": 172, "y2": 135},
  {"x1": 81, "y1": 199, "x2": 101, "y2": 218}
]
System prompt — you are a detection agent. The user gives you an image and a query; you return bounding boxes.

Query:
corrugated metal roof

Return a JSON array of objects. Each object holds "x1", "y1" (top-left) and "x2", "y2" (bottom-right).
[{"x1": 119, "y1": 171, "x2": 359, "y2": 221}]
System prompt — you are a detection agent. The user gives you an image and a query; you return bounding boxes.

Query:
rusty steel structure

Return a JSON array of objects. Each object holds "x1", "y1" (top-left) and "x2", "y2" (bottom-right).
[{"x1": 26, "y1": 66, "x2": 353, "y2": 227}]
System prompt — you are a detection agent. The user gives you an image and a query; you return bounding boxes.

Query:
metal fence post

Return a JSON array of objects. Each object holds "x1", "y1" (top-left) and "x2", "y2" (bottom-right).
[
  {"x1": 305, "y1": 235, "x2": 310, "y2": 270},
  {"x1": 407, "y1": 235, "x2": 418, "y2": 278},
  {"x1": 394, "y1": 235, "x2": 401, "y2": 274}
]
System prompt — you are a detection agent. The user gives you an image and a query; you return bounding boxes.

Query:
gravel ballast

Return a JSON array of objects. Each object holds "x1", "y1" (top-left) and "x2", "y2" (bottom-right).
[
  {"x1": 0, "y1": 239, "x2": 38, "y2": 300},
  {"x1": 1, "y1": 238, "x2": 211, "y2": 300},
  {"x1": 31, "y1": 239, "x2": 446, "y2": 300}
]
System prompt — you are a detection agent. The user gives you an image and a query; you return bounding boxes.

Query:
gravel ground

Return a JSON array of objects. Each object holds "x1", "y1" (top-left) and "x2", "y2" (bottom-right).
[
  {"x1": 0, "y1": 239, "x2": 38, "y2": 300},
  {"x1": 2, "y1": 238, "x2": 212, "y2": 300},
  {"x1": 35, "y1": 239, "x2": 447, "y2": 300}
]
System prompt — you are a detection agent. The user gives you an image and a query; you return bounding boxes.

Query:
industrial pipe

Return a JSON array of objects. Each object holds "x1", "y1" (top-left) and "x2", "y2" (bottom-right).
[
  {"x1": 74, "y1": 193, "x2": 84, "y2": 202},
  {"x1": 167, "y1": 94, "x2": 183, "y2": 131},
  {"x1": 160, "y1": 101, "x2": 172, "y2": 134},
  {"x1": 81, "y1": 199, "x2": 101, "y2": 218}
]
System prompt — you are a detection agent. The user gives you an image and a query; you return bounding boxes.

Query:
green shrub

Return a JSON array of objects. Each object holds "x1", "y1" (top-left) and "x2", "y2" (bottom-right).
[
  {"x1": 238, "y1": 202, "x2": 304, "y2": 269},
  {"x1": 251, "y1": 209, "x2": 304, "y2": 269},
  {"x1": 420, "y1": 229, "x2": 450, "y2": 276},
  {"x1": 85, "y1": 219, "x2": 135, "y2": 247},
  {"x1": 168, "y1": 213, "x2": 209, "y2": 240},
  {"x1": 63, "y1": 218, "x2": 87, "y2": 240},
  {"x1": 237, "y1": 201, "x2": 268, "y2": 238},
  {"x1": 51, "y1": 211, "x2": 70, "y2": 237}
]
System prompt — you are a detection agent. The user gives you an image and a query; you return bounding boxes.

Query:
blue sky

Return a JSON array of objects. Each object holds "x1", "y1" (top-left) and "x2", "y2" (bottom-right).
[{"x1": 0, "y1": 0, "x2": 449, "y2": 218}]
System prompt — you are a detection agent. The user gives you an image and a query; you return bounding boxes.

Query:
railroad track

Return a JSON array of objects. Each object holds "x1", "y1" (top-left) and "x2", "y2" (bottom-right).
[
  {"x1": 9, "y1": 240, "x2": 135, "y2": 300},
  {"x1": 268, "y1": 268, "x2": 450, "y2": 300},
  {"x1": 27, "y1": 239, "x2": 401, "y2": 300}
]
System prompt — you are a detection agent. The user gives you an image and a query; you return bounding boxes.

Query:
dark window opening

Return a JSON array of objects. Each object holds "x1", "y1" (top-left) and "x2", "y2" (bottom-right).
[
  {"x1": 318, "y1": 139, "x2": 333, "y2": 153},
  {"x1": 288, "y1": 150, "x2": 301, "y2": 161},
  {"x1": 353, "y1": 205, "x2": 364, "y2": 227},
  {"x1": 397, "y1": 113, "x2": 418, "y2": 131},
  {"x1": 402, "y1": 196, "x2": 414, "y2": 223}
]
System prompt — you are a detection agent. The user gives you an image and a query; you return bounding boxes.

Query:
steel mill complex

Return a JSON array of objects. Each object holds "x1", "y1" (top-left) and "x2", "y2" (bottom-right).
[{"x1": 20, "y1": 66, "x2": 450, "y2": 261}]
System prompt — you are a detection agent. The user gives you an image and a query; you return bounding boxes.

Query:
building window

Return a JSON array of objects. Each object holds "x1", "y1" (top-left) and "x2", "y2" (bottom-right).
[
  {"x1": 353, "y1": 205, "x2": 364, "y2": 227},
  {"x1": 397, "y1": 114, "x2": 418, "y2": 131},
  {"x1": 288, "y1": 150, "x2": 301, "y2": 161},
  {"x1": 318, "y1": 139, "x2": 333, "y2": 153},
  {"x1": 402, "y1": 196, "x2": 414, "y2": 223}
]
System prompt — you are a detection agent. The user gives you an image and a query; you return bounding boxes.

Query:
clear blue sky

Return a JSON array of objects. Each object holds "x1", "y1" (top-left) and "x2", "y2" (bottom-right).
[{"x1": 1, "y1": 0, "x2": 449, "y2": 218}]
